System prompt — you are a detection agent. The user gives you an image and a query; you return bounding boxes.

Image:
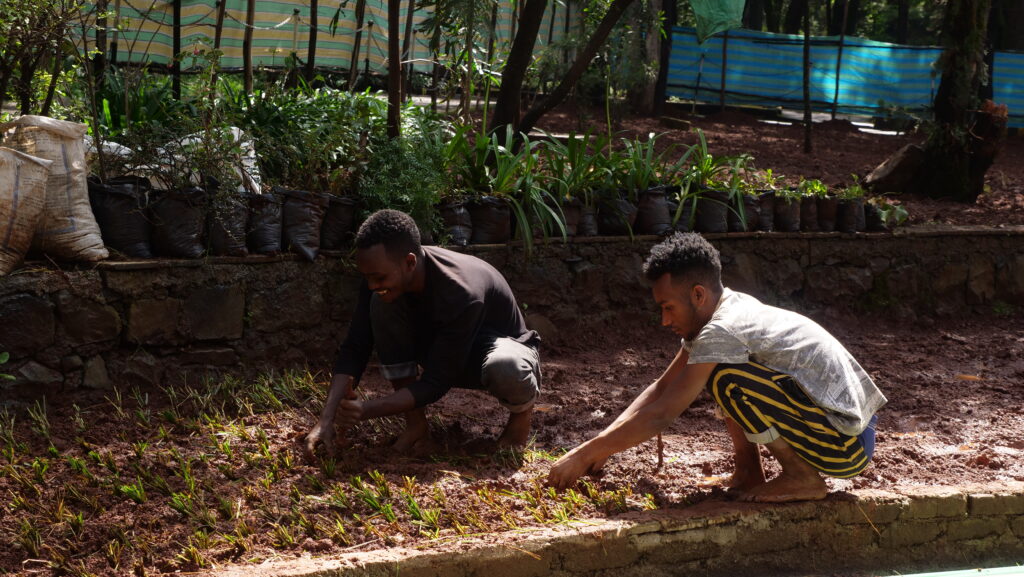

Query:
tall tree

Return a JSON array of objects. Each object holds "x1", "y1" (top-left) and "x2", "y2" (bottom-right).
[
  {"x1": 488, "y1": 0, "x2": 548, "y2": 132},
  {"x1": 895, "y1": 0, "x2": 910, "y2": 44},
  {"x1": 783, "y1": 0, "x2": 806, "y2": 34},
  {"x1": 500, "y1": 0, "x2": 639, "y2": 137},
  {"x1": 305, "y1": 0, "x2": 319, "y2": 80},
  {"x1": 989, "y1": 0, "x2": 1024, "y2": 50},
  {"x1": 744, "y1": 0, "x2": 766, "y2": 30},
  {"x1": 827, "y1": 0, "x2": 862, "y2": 36},
  {"x1": 243, "y1": 0, "x2": 255, "y2": 94},
  {"x1": 348, "y1": 0, "x2": 368, "y2": 89},
  {"x1": 387, "y1": 0, "x2": 401, "y2": 137},
  {"x1": 914, "y1": 0, "x2": 1003, "y2": 202}
]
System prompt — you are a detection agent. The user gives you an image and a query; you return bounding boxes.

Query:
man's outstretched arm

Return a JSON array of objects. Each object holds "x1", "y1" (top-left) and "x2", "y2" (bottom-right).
[{"x1": 547, "y1": 357, "x2": 717, "y2": 490}]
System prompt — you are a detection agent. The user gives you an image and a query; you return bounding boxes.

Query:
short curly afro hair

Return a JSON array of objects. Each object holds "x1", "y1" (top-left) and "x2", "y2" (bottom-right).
[
  {"x1": 642, "y1": 232, "x2": 722, "y2": 291},
  {"x1": 354, "y1": 209, "x2": 422, "y2": 258}
]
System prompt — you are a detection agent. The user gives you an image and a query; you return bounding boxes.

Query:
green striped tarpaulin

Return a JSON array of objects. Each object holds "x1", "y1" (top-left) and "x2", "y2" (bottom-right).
[
  {"x1": 83, "y1": 0, "x2": 571, "y2": 75},
  {"x1": 668, "y1": 26, "x2": 1024, "y2": 128}
]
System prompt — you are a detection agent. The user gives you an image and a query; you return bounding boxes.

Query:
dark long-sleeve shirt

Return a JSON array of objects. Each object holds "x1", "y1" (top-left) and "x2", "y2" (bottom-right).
[{"x1": 333, "y1": 246, "x2": 537, "y2": 407}]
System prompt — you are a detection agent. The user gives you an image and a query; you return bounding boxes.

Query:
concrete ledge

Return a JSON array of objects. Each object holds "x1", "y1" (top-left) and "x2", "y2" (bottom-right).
[{"x1": 203, "y1": 483, "x2": 1024, "y2": 577}]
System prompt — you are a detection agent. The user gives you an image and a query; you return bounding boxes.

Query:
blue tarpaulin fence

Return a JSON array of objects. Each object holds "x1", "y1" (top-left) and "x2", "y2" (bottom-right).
[{"x1": 667, "y1": 26, "x2": 1024, "y2": 128}]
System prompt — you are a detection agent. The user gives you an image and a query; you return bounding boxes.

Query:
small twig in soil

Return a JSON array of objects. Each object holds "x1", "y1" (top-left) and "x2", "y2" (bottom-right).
[{"x1": 656, "y1": 433, "x2": 664, "y2": 470}]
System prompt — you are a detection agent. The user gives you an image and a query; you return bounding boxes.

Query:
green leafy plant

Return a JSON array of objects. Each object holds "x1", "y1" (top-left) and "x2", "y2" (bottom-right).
[
  {"x1": 868, "y1": 197, "x2": 909, "y2": 227},
  {"x1": 0, "y1": 352, "x2": 14, "y2": 381},
  {"x1": 615, "y1": 132, "x2": 681, "y2": 200},
  {"x1": 752, "y1": 168, "x2": 785, "y2": 191},
  {"x1": 538, "y1": 130, "x2": 612, "y2": 208},
  {"x1": 678, "y1": 129, "x2": 737, "y2": 190},
  {"x1": 798, "y1": 178, "x2": 829, "y2": 198},
  {"x1": 839, "y1": 175, "x2": 868, "y2": 199}
]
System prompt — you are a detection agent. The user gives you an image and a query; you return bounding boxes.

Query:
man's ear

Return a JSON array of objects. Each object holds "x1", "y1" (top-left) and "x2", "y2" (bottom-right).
[
  {"x1": 691, "y1": 283, "x2": 708, "y2": 307},
  {"x1": 403, "y1": 252, "x2": 417, "y2": 272}
]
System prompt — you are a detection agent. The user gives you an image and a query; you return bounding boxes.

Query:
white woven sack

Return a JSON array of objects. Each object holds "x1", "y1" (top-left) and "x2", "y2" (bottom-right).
[
  {"x1": 0, "y1": 148, "x2": 53, "y2": 275},
  {"x1": 0, "y1": 115, "x2": 109, "y2": 261}
]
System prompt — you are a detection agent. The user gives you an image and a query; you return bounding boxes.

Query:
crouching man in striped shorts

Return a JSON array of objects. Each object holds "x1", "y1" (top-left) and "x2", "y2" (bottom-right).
[{"x1": 548, "y1": 232, "x2": 886, "y2": 502}]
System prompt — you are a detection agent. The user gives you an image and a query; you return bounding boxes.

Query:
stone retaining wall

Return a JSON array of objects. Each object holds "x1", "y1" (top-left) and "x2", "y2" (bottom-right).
[
  {"x1": 2, "y1": 227, "x2": 1023, "y2": 391},
  {"x1": 205, "y1": 482, "x2": 1024, "y2": 577}
]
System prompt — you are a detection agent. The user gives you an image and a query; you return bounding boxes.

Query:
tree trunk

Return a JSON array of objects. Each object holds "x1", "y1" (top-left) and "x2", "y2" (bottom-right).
[
  {"x1": 989, "y1": 0, "x2": 1024, "y2": 50},
  {"x1": 896, "y1": 0, "x2": 909, "y2": 44},
  {"x1": 401, "y1": 0, "x2": 416, "y2": 99},
  {"x1": 459, "y1": 6, "x2": 475, "y2": 121},
  {"x1": 349, "y1": 0, "x2": 367, "y2": 89},
  {"x1": 306, "y1": 0, "x2": 319, "y2": 81},
  {"x1": 244, "y1": 0, "x2": 255, "y2": 95},
  {"x1": 388, "y1": 0, "x2": 401, "y2": 138},
  {"x1": 515, "y1": 0, "x2": 638, "y2": 137},
  {"x1": 653, "y1": 0, "x2": 675, "y2": 115},
  {"x1": 95, "y1": 0, "x2": 108, "y2": 81},
  {"x1": 783, "y1": 0, "x2": 806, "y2": 34},
  {"x1": 489, "y1": 0, "x2": 549, "y2": 133},
  {"x1": 764, "y1": 0, "x2": 782, "y2": 32},
  {"x1": 829, "y1": 0, "x2": 861, "y2": 35},
  {"x1": 914, "y1": 0, "x2": 999, "y2": 202},
  {"x1": 41, "y1": 46, "x2": 62, "y2": 116},
  {"x1": 638, "y1": 0, "x2": 662, "y2": 115},
  {"x1": 430, "y1": 23, "x2": 441, "y2": 111},
  {"x1": 744, "y1": 0, "x2": 765, "y2": 31},
  {"x1": 802, "y1": 0, "x2": 812, "y2": 153},
  {"x1": 173, "y1": 0, "x2": 183, "y2": 98}
]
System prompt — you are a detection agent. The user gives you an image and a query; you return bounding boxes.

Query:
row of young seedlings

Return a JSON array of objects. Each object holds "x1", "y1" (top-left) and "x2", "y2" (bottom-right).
[
  {"x1": 1, "y1": 373, "x2": 325, "y2": 574},
  {"x1": 1, "y1": 372, "x2": 661, "y2": 575}
]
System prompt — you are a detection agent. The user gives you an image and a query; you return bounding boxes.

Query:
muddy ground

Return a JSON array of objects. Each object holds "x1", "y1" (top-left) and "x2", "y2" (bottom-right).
[{"x1": 2, "y1": 307, "x2": 1022, "y2": 576}]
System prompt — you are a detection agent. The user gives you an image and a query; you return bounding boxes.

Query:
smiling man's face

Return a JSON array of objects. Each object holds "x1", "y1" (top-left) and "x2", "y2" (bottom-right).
[{"x1": 354, "y1": 244, "x2": 417, "y2": 303}]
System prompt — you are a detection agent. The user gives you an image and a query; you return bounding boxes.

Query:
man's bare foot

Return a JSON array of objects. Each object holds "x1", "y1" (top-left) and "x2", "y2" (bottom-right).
[
  {"x1": 725, "y1": 468, "x2": 767, "y2": 492},
  {"x1": 392, "y1": 420, "x2": 429, "y2": 453},
  {"x1": 496, "y1": 408, "x2": 532, "y2": 449},
  {"x1": 739, "y1": 472, "x2": 827, "y2": 502}
]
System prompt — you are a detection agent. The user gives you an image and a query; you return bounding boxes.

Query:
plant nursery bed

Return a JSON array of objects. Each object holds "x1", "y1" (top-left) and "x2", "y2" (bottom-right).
[{"x1": 1, "y1": 308, "x2": 1023, "y2": 576}]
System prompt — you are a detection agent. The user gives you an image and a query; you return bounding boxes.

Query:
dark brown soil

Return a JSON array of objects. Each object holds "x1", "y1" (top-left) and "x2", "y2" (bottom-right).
[{"x1": 2, "y1": 110, "x2": 1024, "y2": 576}]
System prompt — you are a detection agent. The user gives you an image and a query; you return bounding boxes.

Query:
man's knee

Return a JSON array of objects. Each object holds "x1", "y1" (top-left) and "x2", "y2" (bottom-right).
[{"x1": 481, "y1": 342, "x2": 540, "y2": 411}]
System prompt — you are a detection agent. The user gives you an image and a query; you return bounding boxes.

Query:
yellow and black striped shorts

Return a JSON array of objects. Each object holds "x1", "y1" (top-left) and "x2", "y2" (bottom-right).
[{"x1": 706, "y1": 362, "x2": 876, "y2": 478}]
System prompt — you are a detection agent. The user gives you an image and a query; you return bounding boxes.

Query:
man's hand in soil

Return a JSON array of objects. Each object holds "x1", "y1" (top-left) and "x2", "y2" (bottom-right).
[
  {"x1": 548, "y1": 445, "x2": 607, "y2": 490},
  {"x1": 547, "y1": 357, "x2": 714, "y2": 490},
  {"x1": 337, "y1": 399, "x2": 365, "y2": 429},
  {"x1": 303, "y1": 373, "x2": 356, "y2": 463}
]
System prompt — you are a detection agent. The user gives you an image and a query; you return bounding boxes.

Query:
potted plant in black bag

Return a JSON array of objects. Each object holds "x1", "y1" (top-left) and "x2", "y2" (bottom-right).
[
  {"x1": 620, "y1": 132, "x2": 688, "y2": 236},
  {"x1": 836, "y1": 175, "x2": 867, "y2": 233},
  {"x1": 538, "y1": 129, "x2": 611, "y2": 238},
  {"x1": 797, "y1": 178, "x2": 827, "y2": 233},
  {"x1": 725, "y1": 161, "x2": 760, "y2": 233},
  {"x1": 686, "y1": 129, "x2": 747, "y2": 234},
  {"x1": 750, "y1": 168, "x2": 784, "y2": 232},
  {"x1": 773, "y1": 185, "x2": 802, "y2": 232}
]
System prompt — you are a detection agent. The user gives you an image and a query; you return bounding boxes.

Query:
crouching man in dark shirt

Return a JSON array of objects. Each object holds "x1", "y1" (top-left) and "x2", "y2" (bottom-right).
[{"x1": 304, "y1": 209, "x2": 541, "y2": 459}]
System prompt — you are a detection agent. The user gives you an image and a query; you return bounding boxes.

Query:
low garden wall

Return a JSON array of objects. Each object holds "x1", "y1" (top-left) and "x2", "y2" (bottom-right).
[
  {"x1": 2, "y1": 226, "x2": 1023, "y2": 391},
  {"x1": 206, "y1": 482, "x2": 1024, "y2": 577}
]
